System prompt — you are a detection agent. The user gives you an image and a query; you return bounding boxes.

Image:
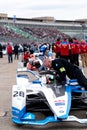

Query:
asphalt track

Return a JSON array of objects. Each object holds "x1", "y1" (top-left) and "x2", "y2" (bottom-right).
[{"x1": 0, "y1": 55, "x2": 87, "y2": 130}]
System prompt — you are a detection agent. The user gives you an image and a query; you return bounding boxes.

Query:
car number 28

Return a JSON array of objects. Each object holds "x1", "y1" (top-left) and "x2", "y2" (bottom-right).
[{"x1": 13, "y1": 91, "x2": 25, "y2": 97}]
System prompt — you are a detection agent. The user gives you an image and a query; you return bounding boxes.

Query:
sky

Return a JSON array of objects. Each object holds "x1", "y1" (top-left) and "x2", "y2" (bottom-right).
[{"x1": 0, "y1": 0, "x2": 87, "y2": 20}]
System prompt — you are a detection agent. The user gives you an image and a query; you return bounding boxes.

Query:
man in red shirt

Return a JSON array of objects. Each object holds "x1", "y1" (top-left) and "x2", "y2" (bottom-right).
[
  {"x1": 60, "y1": 38, "x2": 69, "y2": 61},
  {"x1": 23, "y1": 51, "x2": 30, "y2": 67},
  {"x1": 6, "y1": 43, "x2": 13, "y2": 63},
  {"x1": 54, "y1": 38, "x2": 61, "y2": 58},
  {"x1": 70, "y1": 38, "x2": 80, "y2": 66}
]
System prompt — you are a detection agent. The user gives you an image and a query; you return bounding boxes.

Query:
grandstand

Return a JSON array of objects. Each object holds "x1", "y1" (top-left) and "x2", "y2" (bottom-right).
[{"x1": 0, "y1": 14, "x2": 87, "y2": 45}]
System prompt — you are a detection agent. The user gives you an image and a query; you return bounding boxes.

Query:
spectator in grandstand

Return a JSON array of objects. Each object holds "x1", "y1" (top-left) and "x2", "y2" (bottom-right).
[
  {"x1": 80, "y1": 39, "x2": 87, "y2": 67},
  {"x1": 43, "y1": 57, "x2": 87, "y2": 90},
  {"x1": 6, "y1": 43, "x2": 13, "y2": 63},
  {"x1": 14, "y1": 44, "x2": 19, "y2": 60}
]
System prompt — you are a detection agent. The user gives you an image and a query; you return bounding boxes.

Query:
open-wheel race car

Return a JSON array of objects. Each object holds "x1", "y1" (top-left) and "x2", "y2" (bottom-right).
[{"x1": 12, "y1": 67, "x2": 87, "y2": 125}]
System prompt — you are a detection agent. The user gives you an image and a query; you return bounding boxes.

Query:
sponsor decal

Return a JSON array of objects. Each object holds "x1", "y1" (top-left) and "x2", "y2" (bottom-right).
[{"x1": 54, "y1": 99, "x2": 65, "y2": 106}]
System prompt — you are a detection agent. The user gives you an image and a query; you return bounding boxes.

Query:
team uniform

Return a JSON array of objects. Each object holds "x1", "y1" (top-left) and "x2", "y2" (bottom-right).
[
  {"x1": 52, "y1": 58, "x2": 87, "y2": 90},
  {"x1": 60, "y1": 40, "x2": 69, "y2": 61}
]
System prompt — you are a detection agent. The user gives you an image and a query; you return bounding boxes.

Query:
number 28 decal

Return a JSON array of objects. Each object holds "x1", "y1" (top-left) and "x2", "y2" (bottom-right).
[{"x1": 13, "y1": 91, "x2": 24, "y2": 97}]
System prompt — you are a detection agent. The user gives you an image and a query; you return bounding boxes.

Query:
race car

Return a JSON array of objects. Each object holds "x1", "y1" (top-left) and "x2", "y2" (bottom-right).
[{"x1": 12, "y1": 67, "x2": 87, "y2": 125}]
